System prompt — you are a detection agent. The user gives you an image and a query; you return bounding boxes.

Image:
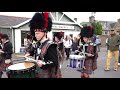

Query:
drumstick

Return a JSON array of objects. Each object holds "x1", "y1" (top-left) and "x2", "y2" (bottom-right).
[
  {"x1": 16, "y1": 55, "x2": 25, "y2": 57},
  {"x1": 24, "y1": 57, "x2": 53, "y2": 65},
  {"x1": 24, "y1": 57, "x2": 37, "y2": 62},
  {"x1": 76, "y1": 51, "x2": 94, "y2": 56}
]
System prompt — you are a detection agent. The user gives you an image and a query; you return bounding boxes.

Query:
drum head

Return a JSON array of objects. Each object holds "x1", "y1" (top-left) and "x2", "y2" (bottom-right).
[
  {"x1": 70, "y1": 55, "x2": 85, "y2": 59},
  {"x1": 8, "y1": 62, "x2": 35, "y2": 70}
]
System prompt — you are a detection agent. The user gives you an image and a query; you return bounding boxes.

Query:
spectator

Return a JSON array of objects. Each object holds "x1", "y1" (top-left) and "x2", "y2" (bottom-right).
[
  {"x1": 0, "y1": 34, "x2": 13, "y2": 78},
  {"x1": 95, "y1": 36, "x2": 101, "y2": 52},
  {"x1": 63, "y1": 35, "x2": 72, "y2": 60},
  {"x1": 105, "y1": 29, "x2": 120, "y2": 71}
]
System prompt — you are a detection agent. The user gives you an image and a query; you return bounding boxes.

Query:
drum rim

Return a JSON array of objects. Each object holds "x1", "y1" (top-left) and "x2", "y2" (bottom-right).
[{"x1": 7, "y1": 62, "x2": 35, "y2": 71}]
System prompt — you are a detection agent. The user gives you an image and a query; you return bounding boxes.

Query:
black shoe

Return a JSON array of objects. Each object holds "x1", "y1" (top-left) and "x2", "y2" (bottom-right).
[
  {"x1": 0, "y1": 71, "x2": 3, "y2": 78},
  {"x1": 66, "y1": 57, "x2": 69, "y2": 60}
]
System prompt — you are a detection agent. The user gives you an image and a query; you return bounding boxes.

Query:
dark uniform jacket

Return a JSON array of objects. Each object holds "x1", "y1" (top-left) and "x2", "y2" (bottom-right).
[
  {"x1": 28, "y1": 40, "x2": 58, "y2": 70},
  {"x1": 1, "y1": 40, "x2": 13, "y2": 59}
]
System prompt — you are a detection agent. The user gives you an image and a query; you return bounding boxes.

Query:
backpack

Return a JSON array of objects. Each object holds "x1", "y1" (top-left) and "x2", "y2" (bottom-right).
[{"x1": 40, "y1": 40, "x2": 62, "y2": 78}]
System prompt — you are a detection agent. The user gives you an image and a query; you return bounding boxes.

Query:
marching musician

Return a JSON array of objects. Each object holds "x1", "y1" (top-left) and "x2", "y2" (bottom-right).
[
  {"x1": 53, "y1": 32, "x2": 65, "y2": 67},
  {"x1": 24, "y1": 12, "x2": 62, "y2": 78},
  {"x1": 79, "y1": 26, "x2": 98, "y2": 78},
  {"x1": 0, "y1": 32, "x2": 3, "y2": 78},
  {"x1": 25, "y1": 33, "x2": 36, "y2": 57},
  {"x1": 0, "y1": 34, "x2": 13, "y2": 78}
]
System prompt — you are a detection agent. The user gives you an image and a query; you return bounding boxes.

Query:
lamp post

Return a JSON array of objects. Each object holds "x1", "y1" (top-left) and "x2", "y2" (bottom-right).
[
  {"x1": 91, "y1": 12, "x2": 96, "y2": 34},
  {"x1": 94, "y1": 12, "x2": 96, "y2": 35}
]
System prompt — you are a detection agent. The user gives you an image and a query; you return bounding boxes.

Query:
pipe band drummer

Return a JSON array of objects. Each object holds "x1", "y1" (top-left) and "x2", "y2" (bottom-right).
[
  {"x1": 24, "y1": 12, "x2": 62, "y2": 78},
  {"x1": 78, "y1": 26, "x2": 98, "y2": 78}
]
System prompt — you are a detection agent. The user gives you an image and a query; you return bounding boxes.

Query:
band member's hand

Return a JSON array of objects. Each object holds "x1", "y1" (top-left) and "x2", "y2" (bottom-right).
[
  {"x1": 61, "y1": 58, "x2": 64, "y2": 64},
  {"x1": 77, "y1": 46, "x2": 80, "y2": 49},
  {"x1": 36, "y1": 60, "x2": 44, "y2": 67},
  {"x1": 24, "y1": 53, "x2": 30, "y2": 57},
  {"x1": 75, "y1": 50, "x2": 79, "y2": 53},
  {"x1": 0, "y1": 49, "x2": 4, "y2": 53},
  {"x1": 87, "y1": 53, "x2": 94, "y2": 57}
]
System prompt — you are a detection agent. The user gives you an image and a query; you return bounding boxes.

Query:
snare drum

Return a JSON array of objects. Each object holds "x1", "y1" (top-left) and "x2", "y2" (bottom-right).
[
  {"x1": 7, "y1": 62, "x2": 36, "y2": 78},
  {"x1": 69, "y1": 55, "x2": 85, "y2": 69}
]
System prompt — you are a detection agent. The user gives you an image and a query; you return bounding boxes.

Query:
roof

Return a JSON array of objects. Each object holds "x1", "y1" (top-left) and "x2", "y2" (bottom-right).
[
  {"x1": 13, "y1": 12, "x2": 83, "y2": 28},
  {"x1": 0, "y1": 12, "x2": 83, "y2": 29},
  {"x1": 110, "y1": 22, "x2": 116, "y2": 28},
  {"x1": 0, "y1": 15, "x2": 30, "y2": 28},
  {"x1": 100, "y1": 21, "x2": 116, "y2": 30},
  {"x1": 62, "y1": 12, "x2": 83, "y2": 28},
  {"x1": 81, "y1": 20, "x2": 117, "y2": 30}
]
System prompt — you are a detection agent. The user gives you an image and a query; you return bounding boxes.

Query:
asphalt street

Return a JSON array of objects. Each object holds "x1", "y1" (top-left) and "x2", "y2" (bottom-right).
[{"x1": 1, "y1": 47, "x2": 120, "y2": 78}]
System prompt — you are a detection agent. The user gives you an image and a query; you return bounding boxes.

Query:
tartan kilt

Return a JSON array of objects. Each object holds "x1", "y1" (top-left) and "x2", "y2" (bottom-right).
[
  {"x1": 35, "y1": 69, "x2": 51, "y2": 78},
  {"x1": 81, "y1": 58, "x2": 97, "y2": 75},
  {"x1": 50, "y1": 67, "x2": 62, "y2": 78},
  {"x1": 35, "y1": 66, "x2": 62, "y2": 78},
  {"x1": 0, "y1": 60, "x2": 12, "y2": 72}
]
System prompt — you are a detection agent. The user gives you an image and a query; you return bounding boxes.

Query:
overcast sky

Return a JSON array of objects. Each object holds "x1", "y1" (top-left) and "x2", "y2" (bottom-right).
[{"x1": 0, "y1": 12, "x2": 120, "y2": 23}]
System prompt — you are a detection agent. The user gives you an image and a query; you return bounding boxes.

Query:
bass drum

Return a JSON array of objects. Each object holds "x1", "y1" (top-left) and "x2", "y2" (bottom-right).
[{"x1": 7, "y1": 62, "x2": 36, "y2": 78}]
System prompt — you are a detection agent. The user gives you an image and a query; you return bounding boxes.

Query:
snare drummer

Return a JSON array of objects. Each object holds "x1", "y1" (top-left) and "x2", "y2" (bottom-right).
[
  {"x1": 53, "y1": 32, "x2": 65, "y2": 65},
  {"x1": 79, "y1": 26, "x2": 98, "y2": 78},
  {"x1": 25, "y1": 33, "x2": 36, "y2": 56},
  {"x1": 0, "y1": 32, "x2": 3, "y2": 78},
  {"x1": 24, "y1": 12, "x2": 62, "y2": 78},
  {"x1": 0, "y1": 34, "x2": 13, "y2": 78}
]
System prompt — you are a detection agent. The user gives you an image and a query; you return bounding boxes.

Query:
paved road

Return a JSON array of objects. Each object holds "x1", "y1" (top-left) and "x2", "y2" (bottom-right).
[
  {"x1": 61, "y1": 47, "x2": 120, "y2": 78},
  {"x1": 1, "y1": 47, "x2": 120, "y2": 78}
]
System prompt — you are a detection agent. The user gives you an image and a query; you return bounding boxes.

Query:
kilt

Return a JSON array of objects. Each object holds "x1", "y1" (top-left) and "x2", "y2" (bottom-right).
[
  {"x1": 35, "y1": 65, "x2": 62, "y2": 78},
  {"x1": 81, "y1": 57, "x2": 97, "y2": 75},
  {"x1": 0, "y1": 60, "x2": 12, "y2": 72},
  {"x1": 80, "y1": 43, "x2": 98, "y2": 75}
]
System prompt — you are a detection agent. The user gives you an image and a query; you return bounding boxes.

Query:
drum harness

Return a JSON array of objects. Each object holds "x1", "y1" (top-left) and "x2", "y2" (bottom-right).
[
  {"x1": 78, "y1": 43, "x2": 96, "y2": 70},
  {"x1": 34, "y1": 39, "x2": 53, "y2": 65},
  {"x1": 34, "y1": 39, "x2": 59, "y2": 75}
]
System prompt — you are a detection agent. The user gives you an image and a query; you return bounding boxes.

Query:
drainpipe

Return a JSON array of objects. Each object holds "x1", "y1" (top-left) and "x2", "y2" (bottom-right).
[{"x1": 10, "y1": 27, "x2": 15, "y2": 53}]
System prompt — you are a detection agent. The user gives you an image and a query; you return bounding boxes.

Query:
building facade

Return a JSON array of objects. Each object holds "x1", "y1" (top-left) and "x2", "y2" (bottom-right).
[{"x1": 0, "y1": 12, "x2": 82, "y2": 53}]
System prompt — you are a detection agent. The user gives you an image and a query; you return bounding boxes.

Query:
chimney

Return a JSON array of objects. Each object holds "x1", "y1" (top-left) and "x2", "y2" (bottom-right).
[
  {"x1": 89, "y1": 16, "x2": 95, "y2": 23},
  {"x1": 74, "y1": 18, "x2": 77, "y2": 22}
]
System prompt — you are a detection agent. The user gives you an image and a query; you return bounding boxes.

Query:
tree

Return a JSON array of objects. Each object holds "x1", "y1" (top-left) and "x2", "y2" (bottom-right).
[
  {"x1": 91, "y1": 21, "x2": 102, "y2": 35},
  {"x1": 81, "y1": 22, "x2": 87, "y2": 27}
]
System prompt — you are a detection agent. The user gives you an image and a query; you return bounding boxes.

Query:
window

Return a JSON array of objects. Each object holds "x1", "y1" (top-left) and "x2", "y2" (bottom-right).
[
  {"x1": 105, "y1": 31, "x2": 108, "y2": 35},
  {"x1": 21, "y1": 31, "x2": 30, "y2": 46}
]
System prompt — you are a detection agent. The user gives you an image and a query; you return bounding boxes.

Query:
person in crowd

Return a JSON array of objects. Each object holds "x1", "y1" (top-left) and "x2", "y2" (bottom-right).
[
  {"x1": 0, "y1": 34, "x2": 13, "y2": 78},
  {"x1": 53, "y1": 32, "x2": 65, "y2": 68},
  {"x1": 63, "y1": 35, "x2": 72, "y2": 60},
  {"x1": 25, "y1": 33, "x2": 36, "y2": 57},
  {"x1": 71, "y1": 37, "x2": 78, "y2": 54},
  {"x1": 106, "y1": 37, "x2": 108, "y2": 51},
  {"x1": 105, "y1": 29, "x2": 120, "y2": 71},
  {"x1": 0, "y1": 32, "x2": 3, "y2": 78},
  {"x1": 95, "y1": 36, "x2": 101, "y2": 52}
]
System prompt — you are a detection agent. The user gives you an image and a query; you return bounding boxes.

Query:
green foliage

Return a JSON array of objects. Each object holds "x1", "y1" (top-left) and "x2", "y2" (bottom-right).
[
  {"x1": 81, "y1": 22, "x2": 87, "y2": 27},
  {"x1": 91, "y1": 21, "x2": 102, "y2": 35}
]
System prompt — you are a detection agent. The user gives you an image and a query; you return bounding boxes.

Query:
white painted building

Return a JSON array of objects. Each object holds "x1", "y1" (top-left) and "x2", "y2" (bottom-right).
[{"x1": 0, "y1": 12, "x2": 83, "y2": 53}]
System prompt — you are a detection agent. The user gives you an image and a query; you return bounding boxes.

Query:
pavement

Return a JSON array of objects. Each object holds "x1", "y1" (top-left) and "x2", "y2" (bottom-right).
[{"x1": 1, "y1": 47, "x2": 120, "y2": 78}]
